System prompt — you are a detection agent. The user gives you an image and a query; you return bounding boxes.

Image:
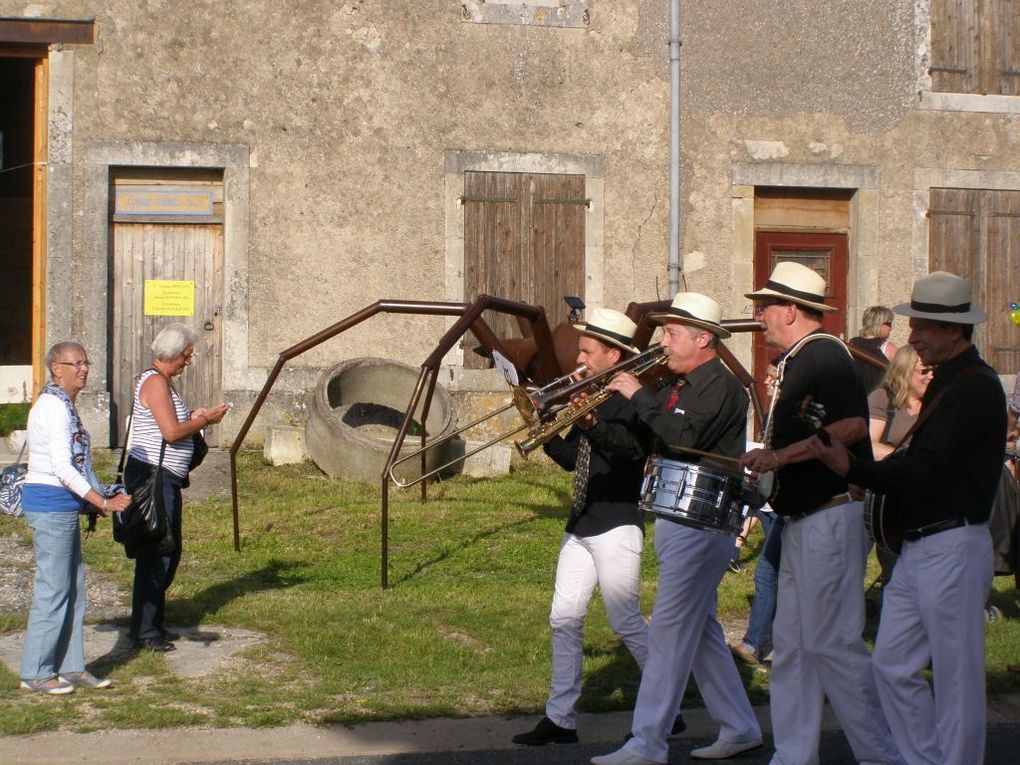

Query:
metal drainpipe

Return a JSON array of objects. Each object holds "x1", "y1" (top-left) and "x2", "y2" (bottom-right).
[{"x1": 668, "y1": 0, "x2": 682, "y2": 297}]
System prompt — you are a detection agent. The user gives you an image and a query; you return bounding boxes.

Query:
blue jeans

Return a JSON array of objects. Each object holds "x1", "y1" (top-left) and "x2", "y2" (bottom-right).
[
  {"x1": 125, "y1": 458, "x2": 184, "y2": 642},
  {"x1": 20, "y1": 510, "x2": 86, "y2": 680},
  {"x1": 741, "y1": 510, "x2": 783, "y2": 656}
]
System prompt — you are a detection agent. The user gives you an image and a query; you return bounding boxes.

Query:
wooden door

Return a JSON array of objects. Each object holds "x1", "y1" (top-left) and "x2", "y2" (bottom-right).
[
  {"x1": 110, "y1": 170, "x2": 224, "y2": 445},
  {"x1": 462, "y1": 170, "x2": 585, "y2": 367},
  {"x1": 753, "y1": 231, "x2": 849, "y2": 407}
]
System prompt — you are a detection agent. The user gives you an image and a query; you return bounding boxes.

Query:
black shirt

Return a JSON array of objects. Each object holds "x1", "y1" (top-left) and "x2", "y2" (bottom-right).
[
  {"x1": 542, "y1": 393, "x2": 645, "y2": 537},
  {"x1": 848, "y1": 335, "x2": 886, "y2": 392},
  {"x1": 770, "y1": 332, "x2": 873, "y2": 517},
  {"x1": 847, "y1": 345, "x2": 1006, "y2": 530},
  {"x1": 589, "y1": 355, "x2": 749, "y2": 463}
]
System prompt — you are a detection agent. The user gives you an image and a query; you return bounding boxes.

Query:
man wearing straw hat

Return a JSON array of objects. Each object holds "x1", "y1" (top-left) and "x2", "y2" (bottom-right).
[
  {"x1": 590, "y1": 293, "x2": 761, "y2": 765},
  {"x1": 809, "y1": 271, "x2": 1005, "y2": 765},
  {"x1": 513, "y1": 308, "x2": 683, "y2": 746},
  {"x1": 740, "y1": 261, "x2": 902, "y2": 765}
]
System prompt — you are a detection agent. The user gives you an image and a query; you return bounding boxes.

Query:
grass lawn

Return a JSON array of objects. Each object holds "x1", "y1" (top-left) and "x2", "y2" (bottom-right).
[{"x1": 1, "y1": 453, "x2": 1019, "y2": 734}]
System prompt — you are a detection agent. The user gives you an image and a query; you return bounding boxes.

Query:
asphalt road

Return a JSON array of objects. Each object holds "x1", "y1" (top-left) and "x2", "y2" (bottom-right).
[{"x1": 195, "y1": 724, "x2": 1020, "y2": 765}]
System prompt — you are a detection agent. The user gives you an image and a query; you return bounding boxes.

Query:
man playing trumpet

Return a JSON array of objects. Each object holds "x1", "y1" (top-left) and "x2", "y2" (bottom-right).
[
  {"x1": 590, "y1": 293, "x2": 761, "y2": 765},
  {"x1": 513, "y1": 308, "x2": 677, "y2": 746}
]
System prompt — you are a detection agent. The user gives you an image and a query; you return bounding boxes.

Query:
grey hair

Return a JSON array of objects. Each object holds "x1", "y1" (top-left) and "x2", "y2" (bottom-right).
[
  {"x1": 46, "y1": 341, "x2": 86, "y2": 374},
  {"x1": 151, "y1": 323, "x2": 197, "y2": 360},
  {"x1": 861, "y1": 306, "x2": 894, "y2": 336}
]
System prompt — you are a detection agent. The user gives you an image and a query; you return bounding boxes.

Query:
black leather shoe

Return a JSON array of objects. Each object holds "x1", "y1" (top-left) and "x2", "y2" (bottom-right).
[
  {"x1": 136, "y1": 638, "x2": 176, "y2": 652},
  {"x1": 512, "y1": 716, "x2": 578, "y2": 746}
]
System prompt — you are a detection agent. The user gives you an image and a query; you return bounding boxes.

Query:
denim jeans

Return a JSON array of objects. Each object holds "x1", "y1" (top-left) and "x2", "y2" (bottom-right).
[
  {"x1": 20, "y1": 510, "x2": 86, "y2": 680},
  {"x1": 125, "y1": 459, "x2": 184, "y2": 642},
  {"x1": 741, "y1": 510, "x2": 783, "y2": 656}
]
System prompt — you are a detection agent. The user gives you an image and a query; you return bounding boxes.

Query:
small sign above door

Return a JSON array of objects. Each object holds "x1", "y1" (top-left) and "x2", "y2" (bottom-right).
[
  {"x1": 144, "y1": 280, "x2": 195, "y2": 316},
  {"x1": 115, "y1": 189, "x2": 214, "y2": 216}
]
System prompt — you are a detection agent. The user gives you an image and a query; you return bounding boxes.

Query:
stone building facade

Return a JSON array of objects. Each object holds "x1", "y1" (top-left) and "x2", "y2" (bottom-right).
[{"x1": 1, "y1": 1, "x2": 1017, "y2": 446}]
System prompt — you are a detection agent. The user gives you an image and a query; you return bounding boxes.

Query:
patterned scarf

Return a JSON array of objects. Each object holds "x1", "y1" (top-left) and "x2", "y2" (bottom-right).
[{"x1": 43, "y1": 381, "x2": 122, "y2": 499}]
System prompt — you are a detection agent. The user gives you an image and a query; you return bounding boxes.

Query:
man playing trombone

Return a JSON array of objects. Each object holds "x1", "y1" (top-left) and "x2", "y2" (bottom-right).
[
  {"x1": 591, "y1": 293, "x2": 761, "y2": 765},
  {"x1": 513, "y1": 308, "x2": 675, "y2": 747}
]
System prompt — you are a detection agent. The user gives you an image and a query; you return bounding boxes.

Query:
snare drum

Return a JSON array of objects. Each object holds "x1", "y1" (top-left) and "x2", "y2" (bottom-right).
[{"x1": 639, "y1": 457, "x2": 747, "y2": 536}]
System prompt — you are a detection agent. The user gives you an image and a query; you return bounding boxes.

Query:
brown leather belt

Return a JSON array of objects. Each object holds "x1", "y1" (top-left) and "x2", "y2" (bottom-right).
[{"x1": 788, "y1": 492, "x2": 853, "y2": 521}]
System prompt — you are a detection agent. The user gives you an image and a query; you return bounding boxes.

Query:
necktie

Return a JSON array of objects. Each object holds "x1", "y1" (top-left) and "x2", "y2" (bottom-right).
[
  {"x1": 666, "y1": 378, "x2": 686, "y2": 410},
  {"x1": 569, "y1": 435, "x2": 592, "y2": 518}
]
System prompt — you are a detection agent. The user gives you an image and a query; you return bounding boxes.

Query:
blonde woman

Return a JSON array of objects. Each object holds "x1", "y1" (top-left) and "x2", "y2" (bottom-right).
[{"x1": 868, "y1": 346, "x2": 933, "y2": 460}]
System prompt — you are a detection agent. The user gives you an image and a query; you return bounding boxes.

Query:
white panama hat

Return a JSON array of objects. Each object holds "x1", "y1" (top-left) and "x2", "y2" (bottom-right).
[
  {"x1": 648, "y1": 292, "x2": 732, "y2": 339},
  {"x1": 573, "y1": 307, "x2": 640, "y2": 354},
  {"x1": 893, "y1": 271, "x2": 986, "y2": 324},
  {"x1": 744, "y1": 261, "x2": 836, "y2": 313}
]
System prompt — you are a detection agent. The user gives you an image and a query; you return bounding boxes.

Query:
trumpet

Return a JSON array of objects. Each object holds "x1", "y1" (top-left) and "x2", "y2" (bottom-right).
[{"x1": 514, "y1": 346, "x2": 669, "y2": 457}]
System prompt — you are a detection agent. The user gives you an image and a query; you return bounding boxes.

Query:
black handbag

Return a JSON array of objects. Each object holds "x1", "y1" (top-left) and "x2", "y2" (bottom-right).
[
  {"x1": 189, "y1": 431, "x2": 209, "y2": 472},
  {"x1": 113, "y1": 440, "x2": 167, "y2": 547}
]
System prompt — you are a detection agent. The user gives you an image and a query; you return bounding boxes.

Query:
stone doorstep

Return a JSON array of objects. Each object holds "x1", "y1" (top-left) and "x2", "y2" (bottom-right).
[{"x1": 0, "y1": 623, "x2": 267, "y2": 680}]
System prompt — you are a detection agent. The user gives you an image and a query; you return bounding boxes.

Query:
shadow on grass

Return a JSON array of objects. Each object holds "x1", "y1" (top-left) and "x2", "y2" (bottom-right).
[
  {"x1": 392, "y1": 516, "x2": 546, "y2": 586},
  {"x1": 87, "y1": 559, "x2": 307, "y2": 675}
]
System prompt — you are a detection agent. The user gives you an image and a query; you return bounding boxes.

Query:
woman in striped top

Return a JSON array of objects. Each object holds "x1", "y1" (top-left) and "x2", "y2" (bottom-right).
[{"x1": 123, "y1": 323, "x2": 229, "y2": 652}]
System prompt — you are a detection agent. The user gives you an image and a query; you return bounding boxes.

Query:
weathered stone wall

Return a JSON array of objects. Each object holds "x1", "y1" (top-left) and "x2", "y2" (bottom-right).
[{"x1": 5, "y1": 0, "x2": 1020, "y2": 443}]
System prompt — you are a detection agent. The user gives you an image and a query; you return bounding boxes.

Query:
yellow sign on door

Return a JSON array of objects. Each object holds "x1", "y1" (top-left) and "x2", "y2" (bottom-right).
[{"x1": 144, "y1": 280, "x2": 195, "y2": 316}]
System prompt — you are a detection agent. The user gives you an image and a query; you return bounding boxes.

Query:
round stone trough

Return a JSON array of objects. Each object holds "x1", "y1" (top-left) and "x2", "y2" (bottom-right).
[{"x1": 304, "y1": 357, "x2": 458, "y2": 484}]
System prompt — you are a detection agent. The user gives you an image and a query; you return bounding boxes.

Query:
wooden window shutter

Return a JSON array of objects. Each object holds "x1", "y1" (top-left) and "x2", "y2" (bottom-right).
[
  {"x1": 991, "y1": 0, "x2": 1020, "y2": 96},
  {"x1": 462, "y1": 170, "x2": 585, "y2": 369},
  {"x1": 929, "y1": 188, "x2": 980, "y2": 281},
  {"x1": 930, "y1": 0, "x2": 979, "y2": 94},
  {"x1": 983, "y1": 190, "x2": 1020, "y2": 372}
]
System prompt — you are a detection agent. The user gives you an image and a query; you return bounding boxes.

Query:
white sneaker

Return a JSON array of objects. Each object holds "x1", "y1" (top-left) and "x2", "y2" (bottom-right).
[
  {"x1": 590, "y1": 746, "x2": 665, "y2": 765},
  {"x1": 690, "y1": 737, "x2": 763, "y2": 759}
]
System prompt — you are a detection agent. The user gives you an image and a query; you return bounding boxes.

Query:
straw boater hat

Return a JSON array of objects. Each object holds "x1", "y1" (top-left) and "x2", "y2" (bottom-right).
[
  {"x1": 573, "y1": 307, "x2": 640, "y2": 354},
  {"x1": 893, "y1": 271, "x2": 986, "y2": 324},
  {"x1": 648, "y1": 292, "x2": 732, "y2": 339},
  {"x1": 744, "y1": 261, "x2": 836, "y2": 314}
]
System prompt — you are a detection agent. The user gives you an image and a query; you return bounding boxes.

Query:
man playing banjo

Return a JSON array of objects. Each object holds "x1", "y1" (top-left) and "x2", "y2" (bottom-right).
[
  {"x1": 740, "y1": 262, "x2": 902, "y2": 765},
  {"x1": 809, "y1": 272, "x2": 1005, "y2": 765},
  {"x1": 590, "y1": 292, "x2": 761, "y2": 765}
]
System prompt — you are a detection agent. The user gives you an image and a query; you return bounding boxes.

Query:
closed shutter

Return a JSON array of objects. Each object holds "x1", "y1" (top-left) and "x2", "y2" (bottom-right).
[
  {"x1": 929, "y1": 187, "x2": 1020, "y2": 373},
  {"x1": 462, "y1": 171, "x2": 585, "y2": 368},
  {"x1": 930, "y1": 0, "x2": 978, "y2": 94},
  {"x1": 993, "y1": 0, "x2": 1020, "y2": 96}
]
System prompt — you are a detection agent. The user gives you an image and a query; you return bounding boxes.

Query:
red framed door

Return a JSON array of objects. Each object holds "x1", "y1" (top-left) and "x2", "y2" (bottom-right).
[{"x1": 753, "y1": 231, "x2": 849, "y2": 411}]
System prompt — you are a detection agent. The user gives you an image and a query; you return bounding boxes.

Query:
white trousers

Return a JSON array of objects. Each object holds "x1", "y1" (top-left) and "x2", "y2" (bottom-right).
[
  {"x1": 546, "y1": 525, "x2": 649, "y2": 729},
  {"x1": 623, "y1": 519, "x2": 760, "y2": 764},
  {"x1": 769, "y1": 502, "x2": 903, "y2": 765},
  {"x1": 873, "y1": 523, "x2": 993, "y2": 765}
]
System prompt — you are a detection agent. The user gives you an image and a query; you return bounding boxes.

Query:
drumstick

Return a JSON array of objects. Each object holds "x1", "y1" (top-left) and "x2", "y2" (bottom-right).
[{"x1": 670, "y1": 446, "x2": 741, "y2": 465}]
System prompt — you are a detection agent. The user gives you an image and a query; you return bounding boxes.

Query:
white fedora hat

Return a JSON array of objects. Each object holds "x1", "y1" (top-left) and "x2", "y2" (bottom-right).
[
  {"x1": 573, "y1": 307, "x2": 640, "y2": 354},
  {"x1": 744, "y1": 261, "x2": 836, "y2": 313},
  {"x1": 648, "y1": 292, "x2": 732, "y2": 339},
  {"x1": 893, "y1": 271, "x2": 986, "y2": 324}
]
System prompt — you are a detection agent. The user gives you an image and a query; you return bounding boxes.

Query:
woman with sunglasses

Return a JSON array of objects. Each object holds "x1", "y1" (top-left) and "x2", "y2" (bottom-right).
[{"x1": 868, "y1": 346, "x2": 932, "y2": 460}]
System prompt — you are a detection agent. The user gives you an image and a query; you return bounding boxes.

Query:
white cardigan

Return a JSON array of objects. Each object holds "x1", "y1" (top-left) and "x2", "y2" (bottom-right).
[{"x1": 24, "y1": 393, "x2": 92, "y2": 499}]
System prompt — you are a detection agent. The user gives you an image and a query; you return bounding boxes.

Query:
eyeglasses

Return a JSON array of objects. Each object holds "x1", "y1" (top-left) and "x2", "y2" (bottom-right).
[
  {"x1": 883, "y1": 321, "x2": 893, "y2": 327},
  {"x1": 914, "y1": 365, "x2": 934, "y2": 376},
  {"x1": 56, "y1": 360, "x2": 91, "y2": 369}
]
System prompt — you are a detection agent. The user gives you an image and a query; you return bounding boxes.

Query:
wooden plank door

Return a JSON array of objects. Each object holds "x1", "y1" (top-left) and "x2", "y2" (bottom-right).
[
  {"x1": 110, "y1": 171, "x2": 224, "y2": 445},
  {"x1": 753, "y1": 231, "x2": 849, "y2": 408}
]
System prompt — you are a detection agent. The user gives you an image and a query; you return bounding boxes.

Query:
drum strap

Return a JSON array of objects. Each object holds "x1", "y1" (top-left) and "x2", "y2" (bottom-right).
[{"x1": 569, "y1": 436, "x2": 592, "y2": 519}]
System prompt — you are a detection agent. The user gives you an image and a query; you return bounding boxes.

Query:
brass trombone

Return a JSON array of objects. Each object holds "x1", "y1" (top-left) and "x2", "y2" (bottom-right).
[
  {"x1": 388, "y1": 346, "x2": 670, "y2": 487},
  {"x1": 387, "y1": 364, "x2": 587, "y2": 488}
]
